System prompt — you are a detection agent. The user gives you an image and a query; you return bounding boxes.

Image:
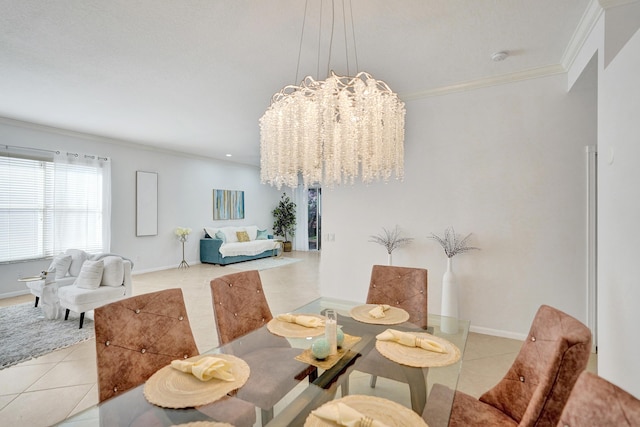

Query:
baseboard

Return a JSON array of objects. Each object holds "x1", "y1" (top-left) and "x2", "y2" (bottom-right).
[
  {"x1": 131, "y1": 261, "x2": 202, "y2": 275},
  {"x1": 0, "y1": 289, "x2": 30, "y2": 300},
  {"x1": 470, "y1": 325, "x2": 528, "y2": 341}
]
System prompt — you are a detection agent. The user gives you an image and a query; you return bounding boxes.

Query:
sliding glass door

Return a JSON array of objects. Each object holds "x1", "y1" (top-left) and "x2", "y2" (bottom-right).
[{"x1": 307, "y1": 188, "x2": 321, "y2": 250}]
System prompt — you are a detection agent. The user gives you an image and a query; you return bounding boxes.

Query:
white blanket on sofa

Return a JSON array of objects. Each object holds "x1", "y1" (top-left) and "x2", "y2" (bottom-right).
[{"x1": 219, "y1": 240, "x2": 278, "y2": 258}]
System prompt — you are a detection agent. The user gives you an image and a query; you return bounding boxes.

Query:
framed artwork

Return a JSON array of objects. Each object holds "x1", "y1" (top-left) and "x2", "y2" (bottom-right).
[
  {"x1": 213, "y1": 189, "x2": 244, "y2": 220},
  {"x1": 136, "y1": 171, "x2": 158, "y2": 236}
]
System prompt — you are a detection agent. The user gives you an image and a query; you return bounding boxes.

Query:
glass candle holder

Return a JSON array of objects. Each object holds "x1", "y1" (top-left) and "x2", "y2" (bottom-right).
[{"x1": 325, "y1": 309, "x2": 338, "y2": 355}]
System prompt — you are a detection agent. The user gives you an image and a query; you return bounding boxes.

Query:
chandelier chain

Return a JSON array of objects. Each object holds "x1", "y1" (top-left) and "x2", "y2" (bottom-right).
[
  {"x1": 348, "y1": 0, "x2": 359, "y2": 72},
  {"x1": 326, "y1": 0, "x2": 335, "y2": 78},
  {"x1": 295, "y1": 0, "x2": 310, "y2": 85},
  {"x1": 341, "y1": 0, "x2": 349, "y2": 76}
]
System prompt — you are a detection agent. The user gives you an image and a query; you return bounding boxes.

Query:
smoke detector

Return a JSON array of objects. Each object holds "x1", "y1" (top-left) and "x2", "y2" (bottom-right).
[{"x1": 491, "y1": 51, "x2": 509, "y2": 62}]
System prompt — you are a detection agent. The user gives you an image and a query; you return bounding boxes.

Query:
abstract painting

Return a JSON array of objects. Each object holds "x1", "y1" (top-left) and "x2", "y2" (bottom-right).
[{"x1": 213, "y1": 189, "x2": 244, "y2": 220}]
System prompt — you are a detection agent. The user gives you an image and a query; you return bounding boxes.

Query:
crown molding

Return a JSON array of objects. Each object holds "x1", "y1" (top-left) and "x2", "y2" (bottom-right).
[
  {"x1": 0, "y1": 116, "x2": 236, "y2": 165},
  {"x1": 400, "y1": 64, "x2": 565, "y2": 101},
  {"x1": 599, "y1": 0, "x2": 640, "y2": 9},
  {"x1": 561, "y1": 0, "x2": 604, "y2": 71},
  {"x1": 401, "y1": 0, "x2": 612, "y2": 102}
]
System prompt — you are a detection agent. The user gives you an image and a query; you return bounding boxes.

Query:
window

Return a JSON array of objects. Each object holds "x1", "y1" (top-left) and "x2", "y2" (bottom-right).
[{"x1": 0, "y1": 152, "x2": 110, "y2": 263}]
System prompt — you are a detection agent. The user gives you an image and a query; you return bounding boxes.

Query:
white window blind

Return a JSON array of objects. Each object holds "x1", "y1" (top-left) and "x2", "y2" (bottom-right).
[{"x1": 0, "y1": 151, "x2": 110, "y2": 263}]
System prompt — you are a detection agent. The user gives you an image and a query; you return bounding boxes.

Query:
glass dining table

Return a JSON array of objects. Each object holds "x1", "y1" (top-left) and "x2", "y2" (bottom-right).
[{"x1": 58, "y1": 297, "x2": 469, "y2": 427}]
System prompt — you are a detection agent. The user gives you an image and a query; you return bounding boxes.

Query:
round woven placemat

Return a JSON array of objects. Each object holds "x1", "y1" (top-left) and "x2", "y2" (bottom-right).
[
  {"x1": 304, "y1": 394, "x2": 428, "y2": 427},
  {"x1": 349, "y1": 304, "x2": 410, "y2": 325},
  {"x1": 376, "y1": 332, "x2": 460, "y2": 368},
  {"x1": 267, "y1": 314, "x2": 326, "y2": 338},
  {"x1": 143, "y1": 354, "x2": 250, "y2": 409}
]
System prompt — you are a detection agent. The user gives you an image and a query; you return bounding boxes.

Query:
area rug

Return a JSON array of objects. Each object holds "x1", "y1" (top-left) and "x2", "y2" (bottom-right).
[
  {"x1": 225, "y1": 256, "x2": 302, "y2": 272},
  {"x1": 0, "y1": 303, "x2": 94, "y2": 369}
]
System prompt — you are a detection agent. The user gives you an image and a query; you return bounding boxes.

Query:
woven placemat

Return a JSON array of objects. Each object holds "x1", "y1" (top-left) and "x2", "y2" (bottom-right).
[
  {"x1": 144, "y1": 354, "x2": 250, "y2": 409},
  {"x1": 295, "y1": 334, "x2": 362, "y2": 369},
  {"x1": 304, "y1": 394, "x2": 428, "y2": 427},
  {"x1": 267, "y1": 314, "x2": 326, "y2": 338},
  {"x1": 376, "y1": 332, "x2": 460, "y2": 368},
  {"x1": 349, "y1": 304, "x2": 410, "y2": 325}
]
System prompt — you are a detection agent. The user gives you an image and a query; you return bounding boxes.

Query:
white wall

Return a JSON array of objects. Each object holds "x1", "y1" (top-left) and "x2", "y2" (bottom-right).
[
  {"x1": 320, "y1": 72, "x2": 596, "y2": 339},
  {"x1": 597, "y1": 22, "x2": 640, "y2": 396},
  {"x1": 566, "y1": 0, "x2": 640, "y2": 398},
  {"x1": 0, "y1": 118, "x2": 282, "y2": 297}
]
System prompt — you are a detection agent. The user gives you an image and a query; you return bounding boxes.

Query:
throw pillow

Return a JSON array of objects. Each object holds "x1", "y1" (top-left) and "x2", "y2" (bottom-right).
[
  {"x1": 222, "y1": 227, "x2": 239, "y2": 243},
  {"x1": 204, "y1": 227, "x2": 219, "y2": 239},
  {"x1": 245, "y1": 225, "x2": 259, "y2": 241},
  {"x1": 101, "y1": 256, "x2": 124, "y2": 287},
  {"x1": 47, "y1": 254, "x2": 73, "y2": 279},
  {"x1": 236, "y1": 231, "x2": 250, "y2": 242},
  {"x1": 256, "y1": 229, "x2": 269, "y2": 240},
  {"x1": 75, "y1": 259, "x2": 104, "y2": 290},
  {"x1": 215, "y1": 231, "x2": 227, "y2": 243},
  {"x1": 65, "y1": 249, "x2": 89, "y2": 277}
]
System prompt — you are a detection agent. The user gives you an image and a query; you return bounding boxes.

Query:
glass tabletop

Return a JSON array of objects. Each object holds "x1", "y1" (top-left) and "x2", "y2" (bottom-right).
[{"x1": 57, "y1": 297, "x2": 469, "y2": 427}]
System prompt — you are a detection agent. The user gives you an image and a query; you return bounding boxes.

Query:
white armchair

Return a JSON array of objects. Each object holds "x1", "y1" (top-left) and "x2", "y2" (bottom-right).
[
  {"x1": 57, "y1": 253, "x2": 134, "y2": 328},
  {"x1": 27, "y1": 248, "x2": 90, "y2": 307}
]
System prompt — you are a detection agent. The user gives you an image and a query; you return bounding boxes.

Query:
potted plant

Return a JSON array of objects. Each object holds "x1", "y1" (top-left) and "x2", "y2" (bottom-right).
[{"x1": 272, "y1": 193, "x2": 296, "y2": 252}]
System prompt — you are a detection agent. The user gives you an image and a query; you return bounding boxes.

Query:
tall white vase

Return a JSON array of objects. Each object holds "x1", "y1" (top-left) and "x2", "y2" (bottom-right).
[
  {"x1": 388, "y1": 252, "x2": 393, "y2": 266},
  {"x1": 441, "y1": 257, "x2": 459, "y2": 334}
]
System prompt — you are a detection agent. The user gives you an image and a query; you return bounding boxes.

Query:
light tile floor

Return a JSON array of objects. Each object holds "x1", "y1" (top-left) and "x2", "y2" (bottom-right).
[{"x1": 0, "y1": 251, "x2": 596, "y2": 426}]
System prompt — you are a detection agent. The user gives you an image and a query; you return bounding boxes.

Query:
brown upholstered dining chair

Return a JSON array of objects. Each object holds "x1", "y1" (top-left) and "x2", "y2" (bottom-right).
[
  {"x1": 350, "y1": 264, "x2": 429, "y2": 411},
  {"x1": 557, "y1": 370, "x2": 640, "y2": 426},
  {"x1": 424, "y1": 304, "x2": 592, "y2": 427},
  {"x1": 94, "y1": 288, "x2": 256, "y2": 427},
  {"x1": 210, "y1": 270, "x2": 317, "y2": 426},
  {"x1": 366, "y1": 264, "x2": 429, "y2": 328}
]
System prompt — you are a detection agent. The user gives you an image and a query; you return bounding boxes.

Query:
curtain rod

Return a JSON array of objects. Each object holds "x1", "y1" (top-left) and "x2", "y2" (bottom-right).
[
  {"x1": 65, "y1": 152, "x2": 109, "y2": 161},
  {"x1": 3, "y1": 145, "x2": 108, "y2": 161},
  {"x1": 3, "y1": 144, "x2": 60, "y2": 155}
]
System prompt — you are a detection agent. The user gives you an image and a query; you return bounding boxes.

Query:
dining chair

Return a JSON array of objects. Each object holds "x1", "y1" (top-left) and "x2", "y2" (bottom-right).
[
  {"x1": 557, "y1": 370, "x2": 640, "y2": 426},
  {"x1": 94, "y1": 288, "x2": 256, "y2": 427},
  {"x1": 350, "y1": 264, "x2": 429, "y2": 411},
  {"x1": 210, "y1": 269, "x2": 317, "y2": 426},
  {"x1": 423, "y1": 304, "x2": 592, "y2": 427}
]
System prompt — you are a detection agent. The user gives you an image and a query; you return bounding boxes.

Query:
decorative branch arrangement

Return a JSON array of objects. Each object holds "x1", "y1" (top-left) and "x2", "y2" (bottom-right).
[
  {"x1": 428, "y1": 226, "x2": 479, "y2": 258},
  {"x1": 369, "y1": 225, "x2": 414, "y2": 255}
]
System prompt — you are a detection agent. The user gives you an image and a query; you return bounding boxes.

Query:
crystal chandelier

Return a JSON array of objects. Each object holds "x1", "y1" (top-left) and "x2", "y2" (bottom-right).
[{"x1": 259, "y1": 1, "x2": 405, "y2": 190}]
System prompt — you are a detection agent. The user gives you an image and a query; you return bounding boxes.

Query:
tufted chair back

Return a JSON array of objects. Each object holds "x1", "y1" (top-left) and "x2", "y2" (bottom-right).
[
  {"x1": 366, "y1": 265, "x2": 428, "y2": 328},
  {"x1": 210, "y1": 270, "x2": 318, "y2": 426},
  {"x1": 210, "y1": 270, "x2": 273, "y2": 345},
  {"x1": 94, "y1": 288, "x2": 198, "y2": 403},
  {"x1": 478, "y1": 304, "x2": 592, "y2": 426},
  {"x1": 557, "y1": 371, "x2": 640, "y2": 426}
]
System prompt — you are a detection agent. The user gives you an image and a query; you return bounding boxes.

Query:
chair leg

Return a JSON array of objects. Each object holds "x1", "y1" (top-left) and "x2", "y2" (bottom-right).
[
  {"x1": 369, "y1": 375, "x2": 377, "y2": 388},
  {"x1": 261, "y1": 407, "x2": 274, "y2": 427},
  {"x1": 34, "y1": 296, "x2": 39, "y2": 307},
  {"x1": 64, "y1": 309, "x2": 70, "y2": 320},
  {"x1": 341, "y1": 378, "x2": 350, "y2": 396},
  {"x1": 79, "y1": 312, "x2": 85, "y2": 329}
]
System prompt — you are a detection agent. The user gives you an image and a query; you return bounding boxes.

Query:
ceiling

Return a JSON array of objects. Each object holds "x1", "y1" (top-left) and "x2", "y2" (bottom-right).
[{"x1": 0, "y1": 0, "x2": 597, "y2": 166}]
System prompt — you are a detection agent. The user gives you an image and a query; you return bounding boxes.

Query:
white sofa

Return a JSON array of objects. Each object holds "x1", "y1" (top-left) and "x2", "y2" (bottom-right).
[{"x1": 45, "y1": 250, "x2": 133, "y2": 328}]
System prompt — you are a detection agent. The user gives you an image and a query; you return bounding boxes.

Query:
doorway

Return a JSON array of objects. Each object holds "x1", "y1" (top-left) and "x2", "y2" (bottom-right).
[{"x1": 307, "y1": 188, "x2": 321, "y2": 250}]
